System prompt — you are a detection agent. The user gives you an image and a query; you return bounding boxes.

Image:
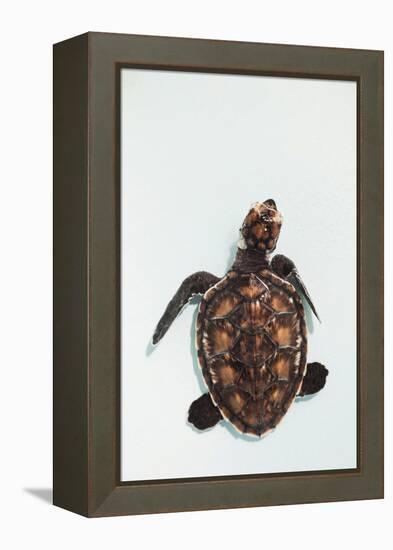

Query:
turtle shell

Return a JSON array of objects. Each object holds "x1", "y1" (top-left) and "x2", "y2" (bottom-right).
[{"x1": 196, "y1": 269, "x2": 307, "y2": 437}]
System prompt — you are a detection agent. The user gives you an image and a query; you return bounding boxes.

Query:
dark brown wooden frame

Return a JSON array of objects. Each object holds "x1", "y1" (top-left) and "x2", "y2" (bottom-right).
[{"x1": 53, "y1": 32, "x2": 384, "y2": 517}]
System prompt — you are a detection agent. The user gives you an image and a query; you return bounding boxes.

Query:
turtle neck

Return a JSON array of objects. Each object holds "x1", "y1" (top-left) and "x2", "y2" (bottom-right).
[{"x1": 231, "y1": 247, "x2": 271, "y2": 273}]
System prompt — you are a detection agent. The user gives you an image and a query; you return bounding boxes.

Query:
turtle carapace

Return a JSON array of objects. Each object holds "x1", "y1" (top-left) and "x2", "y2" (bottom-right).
[{"x1": 152, "y1": 199, "x2": 328, "y2": 437}]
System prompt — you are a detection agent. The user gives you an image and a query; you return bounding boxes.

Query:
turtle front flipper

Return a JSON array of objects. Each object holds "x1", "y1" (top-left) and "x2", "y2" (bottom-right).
[
  {"x1": 298, "y1": 362, "x2": 329, "y2": 396},
  {"x1": 188, "y1": 393, "x2": 222, "y2": 430},
  {"x1": 152, "y1": 271, "x2": 220, "y2": 345},
  {"x1": 271, "y1": 254, "x2": 320, "y2": 322}
]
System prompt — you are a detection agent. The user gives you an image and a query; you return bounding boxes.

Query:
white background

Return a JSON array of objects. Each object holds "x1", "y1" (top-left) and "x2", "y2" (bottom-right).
[
  {"x1": 1, "y1": 1, "x2": 391, "y2": 549},
  {"x1": 121, "y1": 70, "x2": 357, "y2": 480}
]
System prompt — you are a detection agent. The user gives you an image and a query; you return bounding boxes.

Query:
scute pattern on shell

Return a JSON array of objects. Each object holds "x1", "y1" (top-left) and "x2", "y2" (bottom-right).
[{"x1": 196, "y1": 269, "x2": 307, "y2": 437}]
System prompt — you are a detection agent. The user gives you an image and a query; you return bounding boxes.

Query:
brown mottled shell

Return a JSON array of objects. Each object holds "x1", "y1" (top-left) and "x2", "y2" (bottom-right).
[{"x1": 196, "y1": 269, "x2": 307, "y2": 437}]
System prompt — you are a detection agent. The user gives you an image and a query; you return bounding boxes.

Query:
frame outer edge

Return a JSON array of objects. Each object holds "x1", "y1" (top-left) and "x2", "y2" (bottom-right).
[
  {"x1": 53, "y1": 33, "x2": 90, "y2": 517},
  {"x1": 361, "y1": 51, "x2": 384, "y2": 498},
  {"x1": 360, "y1": 50, "x2": 384, "y2": 498}
]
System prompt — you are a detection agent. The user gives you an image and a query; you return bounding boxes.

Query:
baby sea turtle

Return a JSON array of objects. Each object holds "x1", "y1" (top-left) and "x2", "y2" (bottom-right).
[{"x1": 152, "y1": 199, "x2": 328, "y2": 437}]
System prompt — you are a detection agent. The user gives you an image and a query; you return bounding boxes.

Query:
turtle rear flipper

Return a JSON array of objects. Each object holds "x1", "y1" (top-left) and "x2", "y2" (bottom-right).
[
  {"x1": 152, "y1": 271, "x2": 220, "y2": 345},
  {"x1": 188, "y1": 393, "x2": 222, "y2": 430},
  {"x1": 298, "y1": 362, "x2": 329, "y2": 396}
]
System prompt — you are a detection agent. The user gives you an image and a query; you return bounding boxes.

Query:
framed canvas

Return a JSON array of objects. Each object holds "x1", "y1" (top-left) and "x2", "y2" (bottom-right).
[{"x1": 53, "y1": 32, "x2": 384, "y2": 517}]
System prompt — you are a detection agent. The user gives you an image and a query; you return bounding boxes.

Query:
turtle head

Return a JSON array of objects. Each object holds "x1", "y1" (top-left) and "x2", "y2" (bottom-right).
[{"x1": 238, "y1": 199, "x2": 283, "y2": 254}]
